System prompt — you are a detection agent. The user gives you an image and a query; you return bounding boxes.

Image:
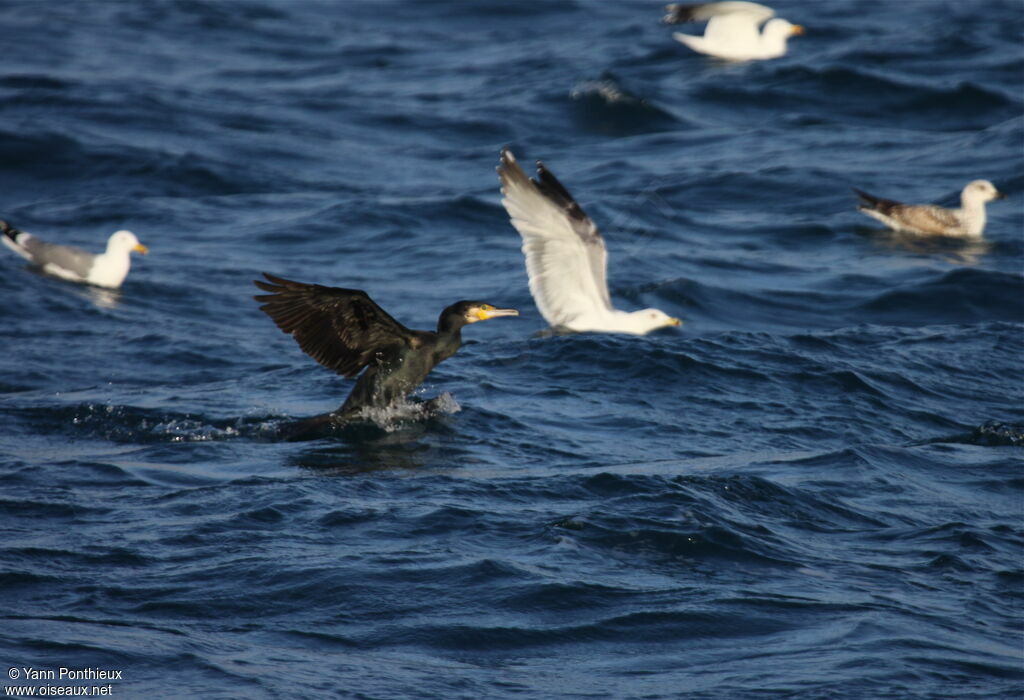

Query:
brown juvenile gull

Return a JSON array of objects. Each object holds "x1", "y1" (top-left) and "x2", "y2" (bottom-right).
[{"x1": 854, "y1": 180, "x2": 1006, "y2": 238}]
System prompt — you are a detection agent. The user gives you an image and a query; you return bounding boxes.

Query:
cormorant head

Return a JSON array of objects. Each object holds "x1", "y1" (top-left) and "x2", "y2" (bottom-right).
[{"x1": 439, "y1": 301, "x2": 519, "y2": 332}]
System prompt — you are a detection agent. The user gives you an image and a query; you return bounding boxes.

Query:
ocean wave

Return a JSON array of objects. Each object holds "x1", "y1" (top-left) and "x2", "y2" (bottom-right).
[
  {"x1": 10, "y1": 403, "x2": 271, "y2": 443},
  {"x1": 859, "y1": 268, "x2": 1024, "y2": 325},
  {"x1": 0, "y1": 127, "x2": 279, "y2": 200},
  {"x1": 921, "y1": 421, "x2": 1024, "y2": 448},
  {"x1": 692, "y1": 64, "x2": 1020, "y2": 130},
  {"x1": 567, "y1": 74, "x2": 682, "y2": 136}
]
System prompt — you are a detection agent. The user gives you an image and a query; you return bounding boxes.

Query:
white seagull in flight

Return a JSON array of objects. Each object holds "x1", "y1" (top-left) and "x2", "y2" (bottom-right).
[
  {"x1": 663, "y1": 2, "x2": 804, "y2": 61},
  {"x1": 497, "y1": 149, "x2": 681, "y2": 335}
]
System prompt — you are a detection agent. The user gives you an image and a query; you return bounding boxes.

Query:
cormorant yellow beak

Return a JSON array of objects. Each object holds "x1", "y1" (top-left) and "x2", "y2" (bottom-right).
[
  {"x1": 133, "y1": 243, "x2": 149, "y2": 255},
  {"x1": 669, "y1": 317, "x2": 682, "y2": 327},
  {"x1": 476, "y1": 306, "x2": 519, "y2": 321},
  {"x1": 791, "y1": 25, "x2": 805, "y2": 36}
]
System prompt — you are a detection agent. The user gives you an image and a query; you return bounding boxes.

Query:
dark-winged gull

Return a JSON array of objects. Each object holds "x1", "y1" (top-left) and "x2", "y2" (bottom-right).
[
  {"x1": 497, "y1": 149, "x2": 681, "y2": 335},
  {"x1": 854, "y1": 180, "x2": 1006, "y2": 238},
  {"x1": 253, "y1": 273, "x2": 518, "y2": 440},
  {"x1": 663, "y1": 2, "x2": 803, "y2": 61},
  {"x1": 1, "y1": 220, "x2": 148, "y2": 288}
]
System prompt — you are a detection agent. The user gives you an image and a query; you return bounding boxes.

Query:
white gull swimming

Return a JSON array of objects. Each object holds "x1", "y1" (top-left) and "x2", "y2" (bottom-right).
[{"x1": 1, "y1": 221, "x2": 148, "y2": 288}]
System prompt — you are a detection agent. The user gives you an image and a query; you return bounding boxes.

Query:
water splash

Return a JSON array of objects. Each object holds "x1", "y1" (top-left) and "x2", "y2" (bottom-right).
[{"x1": 353, "y1": 392, "x2": 461, "y2": 433}]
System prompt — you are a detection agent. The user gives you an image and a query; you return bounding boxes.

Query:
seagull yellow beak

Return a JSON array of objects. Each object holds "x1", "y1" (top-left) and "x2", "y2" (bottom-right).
[
  {"x1": 669, "y1": 317, "x2": 682, "y2": 327},
  {"x1": 133, "y1": 243, "x2": 149, "y2": 255},
  {"x1": 477, "y1": 307, "x2": 519, "y2": 321},
  {"x1": 791, "y1": 25, "x2": 805, "y2": 36}
]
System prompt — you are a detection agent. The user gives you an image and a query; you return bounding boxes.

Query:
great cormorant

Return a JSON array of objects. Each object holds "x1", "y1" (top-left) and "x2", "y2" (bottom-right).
[{"x1": 254, "y1": 273, "x2": 518, "y2": 440}]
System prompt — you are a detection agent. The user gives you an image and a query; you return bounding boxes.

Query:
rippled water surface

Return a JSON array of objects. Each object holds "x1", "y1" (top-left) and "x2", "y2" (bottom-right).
[{"x1": 1, "y1": 1, "x2": 1022, "y2": 697}]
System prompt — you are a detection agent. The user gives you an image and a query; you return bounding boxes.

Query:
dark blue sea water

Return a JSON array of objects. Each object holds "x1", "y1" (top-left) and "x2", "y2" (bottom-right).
[{"x1": 1, "y1": 0, "x2": 1022, "y2": 697}]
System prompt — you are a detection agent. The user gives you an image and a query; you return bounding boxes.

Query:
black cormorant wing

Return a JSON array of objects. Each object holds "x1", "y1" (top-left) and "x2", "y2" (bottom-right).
[{"x1": 254, "y1": 273, "x2": 420, "y2": 378}]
